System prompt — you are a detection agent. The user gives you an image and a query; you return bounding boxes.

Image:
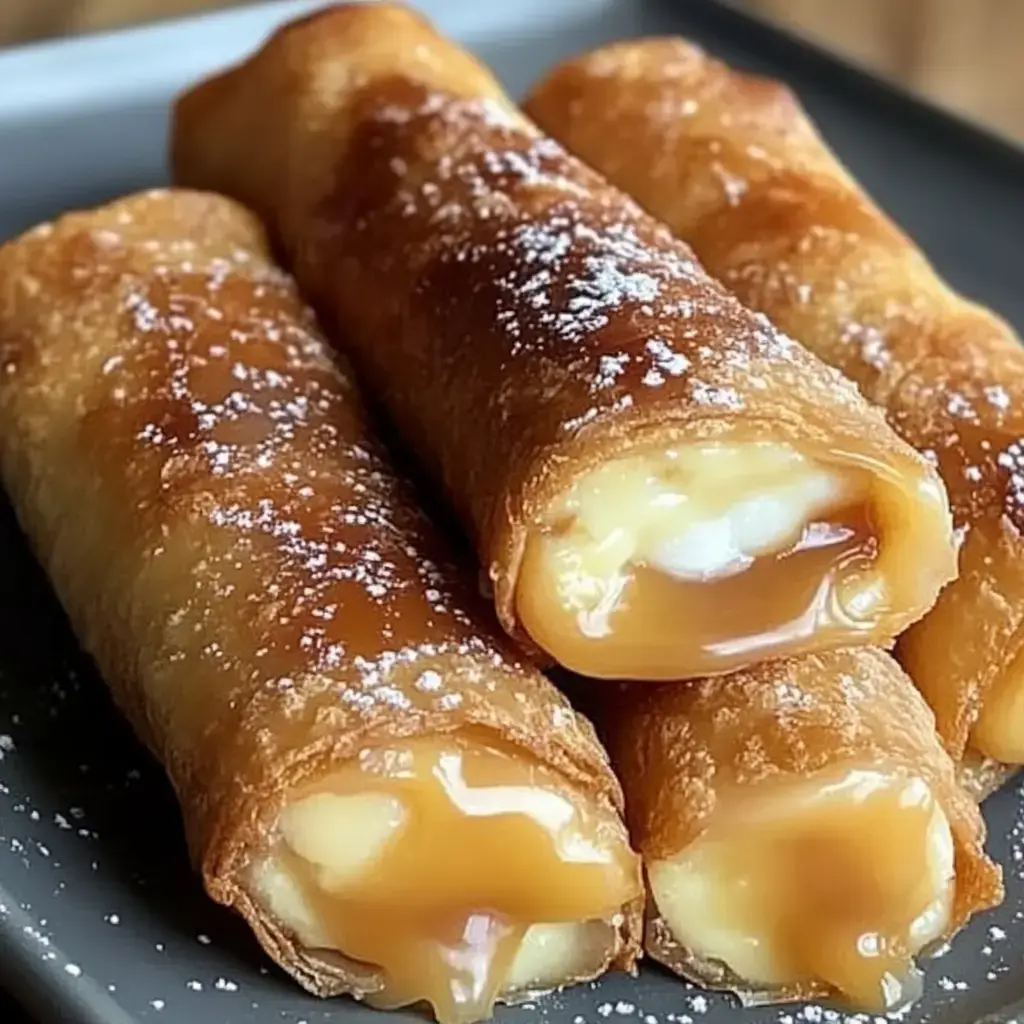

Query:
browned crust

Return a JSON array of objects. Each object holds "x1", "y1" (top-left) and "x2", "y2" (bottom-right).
[
  {"x1": 525, "y1": 38, "x2": 1024, "y2": 755},
  {"x1": 170, "y1": 3, "x2": 953, "y2": 668},
  {"x1": 601, "y1": 648, "x2": 1003, "y2": 997},
  {"x1": 957, "y1": 752, "x2": 1019, "y2": 803},
  {"x1": 0, "y1": 187, "x2": 642, "y2": 1001}
]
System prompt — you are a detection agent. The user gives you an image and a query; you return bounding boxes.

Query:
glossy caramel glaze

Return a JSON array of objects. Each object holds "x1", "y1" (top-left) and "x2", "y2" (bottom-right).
[
  {"x1": 649, "y1": 769, "x2": 953, "y2": 1011},
  {"x1": 171, "y1": 3, "x2": 955, "y2": 678},
  {"x1": 257, "y1": 735, "x2": 637, "y2": 1022},
  {"x1": 0, "y1": 189, "x2": 642, "y2": 1014},
  {"x1": 515, "y1": 441, "x2": 932, "y2": 679},
  {"x1": 525, "y1": 39, "x2": 1024, "y2": 754},
  {"x1": 602, "y1": 648, "x2": 1002, "y2": 1007},
  {"x1": 520, "y1": 495, "x2": 881, "y2": 679}
]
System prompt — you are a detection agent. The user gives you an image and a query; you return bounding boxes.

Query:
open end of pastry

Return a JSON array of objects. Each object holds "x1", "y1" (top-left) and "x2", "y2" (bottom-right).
[
  {"x1": 516, "y1": 442, "x2": 951, "y2": 679},
  {"x1": 969, "y1": 645, "x2": 1024, "y2": 763},
  {"x1": 250, "y1": 735, "x2": 640, "y2": 1024},
  {"x1": 647, "y1": 768, "x2": 955, "y2": 1011}
]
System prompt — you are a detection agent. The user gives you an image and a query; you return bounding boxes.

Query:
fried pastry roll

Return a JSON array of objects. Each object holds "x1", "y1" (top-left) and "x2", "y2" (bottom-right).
[
  {"x1": 956, "y1": 753, "x2": 1019, "y2": 803},
  {"x1": 0, "y1": 189, "x2": 643, "y2": 1024},
  {"x1": 526, "y1": 40, "x2": 1024, "y2": 754},
  {"x1": 601, "y1": 649, "x2": 1002, "y2": 1012},
  {"x1": 170, "y1": 3, "x2": 957, "y2": 682}
]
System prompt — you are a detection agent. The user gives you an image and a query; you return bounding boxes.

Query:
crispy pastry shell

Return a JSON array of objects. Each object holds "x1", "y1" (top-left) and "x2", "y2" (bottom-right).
[
  {"x1": 603, "y1": 648, "x2": 1003, "y2": 1002},
  {"x1": 170, "y1": 4, "x2": 952, "y2": 667},
  {"x1": 0, "y1": 187, "x2": 641, "y2": 1001},
  {"x1": 525, "y1": 39, "x2": 1024, "y2": 753}
]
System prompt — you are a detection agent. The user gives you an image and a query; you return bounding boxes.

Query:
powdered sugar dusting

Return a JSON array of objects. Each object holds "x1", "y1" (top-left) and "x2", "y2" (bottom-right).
[
  {"x1": 6, "y1": 44, "x2": 1024, "y2": 1024},
  {"x1": 563, "y1": 52, "x2": 1024, "y2": 542},
  {"x1": 714, "y1": 214, "x2": 1024, "y2": 536},
  {"x1": 0, "y1": 189, "x2": 604, "y2": 920},
  {"x1": 1, "y1": 193, "x2": 574, "y2": 740},
  {"x1": 341, "y1": 86, "x2": 868, "y2": 459},
  {"x1": 728, "y1": 237, "x2": 1024, "y2": 548}
]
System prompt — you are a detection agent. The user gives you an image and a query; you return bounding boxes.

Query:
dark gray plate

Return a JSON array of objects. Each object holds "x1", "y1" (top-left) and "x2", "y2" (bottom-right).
[{"x1": 1, "y1": 1, "x2": 1023, "y2": 1022}]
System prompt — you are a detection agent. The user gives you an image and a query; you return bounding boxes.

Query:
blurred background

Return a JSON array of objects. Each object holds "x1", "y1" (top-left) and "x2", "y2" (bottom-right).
[{"x1": 0, "y1": 0, "x2": 1022, "y2": 142}]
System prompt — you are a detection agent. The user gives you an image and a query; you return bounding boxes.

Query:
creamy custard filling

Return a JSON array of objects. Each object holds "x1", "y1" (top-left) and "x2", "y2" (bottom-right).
[
  {"x1": 250, "y1": 737, "x2": 639, "y2": 1024},
  {"x1": 970, "y1": 644, "x2": 1024, "y2": 763},
  {"x1": 516, "y1": 443, "x2": 910, "y2": 679},
  {"x1": 647, "y1": 769, "x2": 955, "y2": 1011}
]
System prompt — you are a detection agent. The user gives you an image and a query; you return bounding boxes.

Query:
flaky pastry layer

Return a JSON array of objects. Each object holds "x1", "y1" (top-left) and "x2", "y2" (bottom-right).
[
  {"x1": 171, "y1": 3, "x2": 954, "y2": 677},
  {"x1": 0, "y1": 188, "x2": 642, "y2": 1018},
  {"x1": 525, "y1": 38, "x2": 1024, "y2": 752}
]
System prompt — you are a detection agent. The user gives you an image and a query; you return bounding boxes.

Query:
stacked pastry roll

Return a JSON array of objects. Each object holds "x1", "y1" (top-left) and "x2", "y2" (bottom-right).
[
  {"x1": 525, "y1": 39, "x2": 1024, "y2": 772},
  {"x1": 0, "y1": 189, "x2": 644, "y2": 1024},
  {"x1": 172, "y1": 4, "x2": 957, "y2": 683},
  {"x1": 604, "y1": 650, "x2": 999, "y2": 1008},
  {"x1": 166, "y1": 3, "x2": 1004, "y2": 1017}
]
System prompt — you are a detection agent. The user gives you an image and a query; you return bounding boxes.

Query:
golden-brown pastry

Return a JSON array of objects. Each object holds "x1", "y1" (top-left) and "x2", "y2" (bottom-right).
[
  {"x1": 956, "y1": 753, "x2": 1019, "y2": 803},
  {"x1": 0, "y1": 188, "x2": 643, "y2": 1024},
  {"x1": 170, "y1": 3, "x2": 957, "y2": 683},
  {"x1": 600, "y1": 649, "x2": 1002, "y2": 1012},
  {"x1": 525, "y1": 39, "x2": 1024, "y2": 755}
]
